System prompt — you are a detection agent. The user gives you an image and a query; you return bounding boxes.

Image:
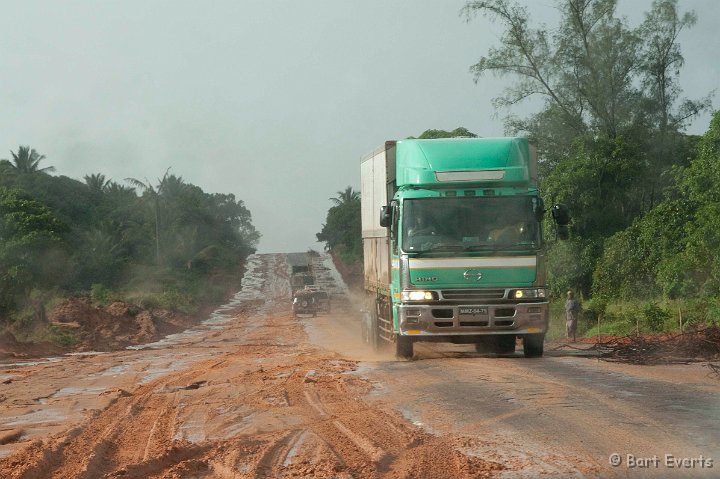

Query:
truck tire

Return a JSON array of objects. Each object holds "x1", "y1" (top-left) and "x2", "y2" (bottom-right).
[
  {"x1": 395, "y1": 336, "x2": 413, "y2": 360},
  {"x1": 523, "y1": 333, "x2": 545, "y2": 358}
]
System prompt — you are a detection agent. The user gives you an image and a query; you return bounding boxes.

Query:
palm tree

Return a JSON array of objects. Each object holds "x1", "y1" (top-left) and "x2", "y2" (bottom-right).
[
  {"x1": 84, "y1": 173, "x2": 110, "y2": 193},
  {"x1": 5, "y1": 146, "x2": 55, "y2": 173},
  {"x1": 104, "y1": 181, "x2": 136, "y2": 196},
  {"x1": 329, "y1": 186, "x2": 360, "y2": 206},
  {"x1": 125, "y1": 168, "x2": 171, "y2": 266}
]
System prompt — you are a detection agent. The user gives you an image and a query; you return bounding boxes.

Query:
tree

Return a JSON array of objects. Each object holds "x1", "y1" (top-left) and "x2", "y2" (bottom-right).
[
  {"x1": 329, "y1": 187, "x2": 360, "y2": 207},
  {"x1": 318, "y1": 190, "x2": 362, "y2": 263},
  {"x1": 638, "y1": 0, "x2": 706, "y2": 135},
  {"x1": 464, "y1": 0, "x2": 710, "y2": 295},
  {"x1": 592, "y1": 111, "x2": 720, "y2": 299},
  {"x1": 125, "y1": 168, "x2": 172, "y2": 266},
  {"x1": 416, "y1": 127, "x2": 478, "y2": 139},
  {"x1": 84, "y1": 173, "x2": 110, "y2": 194},
  {"x1": 0, "y1": 188, "x2": 65, "y2": 314},
  {"x1": 463, "y1": 0, "x2": 709, "y2": 160},
  {"x1": 4, "y1": 146, "x2": 55, "y2": 174}
]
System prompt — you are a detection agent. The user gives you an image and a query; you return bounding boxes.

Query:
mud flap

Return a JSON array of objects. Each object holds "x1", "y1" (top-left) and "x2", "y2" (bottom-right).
[{"x1": 361, "y1": 311, "x2": 379, "y2": 351}]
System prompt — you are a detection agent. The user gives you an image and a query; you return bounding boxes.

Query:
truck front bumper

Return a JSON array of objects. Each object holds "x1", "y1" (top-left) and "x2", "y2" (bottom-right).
[{"x1": 397, "y1": 302, "x2": 548, "y2": 336}]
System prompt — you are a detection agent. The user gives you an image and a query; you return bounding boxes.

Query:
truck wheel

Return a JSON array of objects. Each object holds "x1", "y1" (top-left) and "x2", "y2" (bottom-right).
[
  {"x1": 523, "y1": 333, "x2": 545, "y2": 358},
  {"x1": 395, "y1": 336, "x2": 413, "y2": 360}
]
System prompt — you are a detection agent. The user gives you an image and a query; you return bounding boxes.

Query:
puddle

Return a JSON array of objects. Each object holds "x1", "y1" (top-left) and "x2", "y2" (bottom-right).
[
  {"x1": 0, "y1": 357, "x2": 64, "y2": 370},
  {"x1": 5, "y1": 408, "x2": 68, "y2": 427},
  {"x1": 398, "y1": 407, "x2": 439, "y2": 435},
  {"x1": 51, "y1": 385, "x2": 109, "y2": 399},
  {"x1": 284, "y1": 430, "x2": 309, "y2": 466}
]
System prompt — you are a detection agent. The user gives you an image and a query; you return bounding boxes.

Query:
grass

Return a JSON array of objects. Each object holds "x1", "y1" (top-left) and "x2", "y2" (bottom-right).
[
  {"x1": 47, "y1": 325, "x2": 79, "y2": 347},
  {"x1": 546, "y1": 297, "x2": 720, "y2": 341}
]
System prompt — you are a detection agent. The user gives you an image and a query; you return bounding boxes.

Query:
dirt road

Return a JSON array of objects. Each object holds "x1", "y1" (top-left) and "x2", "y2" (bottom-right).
[{"x1": 0, "y1": 253, "x2": 718, "y2": 478}]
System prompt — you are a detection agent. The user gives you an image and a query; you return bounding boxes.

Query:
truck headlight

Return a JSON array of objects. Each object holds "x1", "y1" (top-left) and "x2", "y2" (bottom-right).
[
  {"x1": 401, "y1": 291, "x2": 438, "y2": 301},
  {"x1": 511, "y1": 288, "x2": 546, "y2": 299}
]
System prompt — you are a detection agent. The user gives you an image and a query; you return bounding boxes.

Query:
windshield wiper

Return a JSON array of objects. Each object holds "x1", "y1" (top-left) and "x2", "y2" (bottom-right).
[
  {"x1": 465, "y1": 243, "x2": 538, "y2": 251},
  {"x1": 464, "y1": 244, "x2": 494, "y2": 251},
  {"x1": 493, "y1": 243, "x2": 538, "y2": 251}
]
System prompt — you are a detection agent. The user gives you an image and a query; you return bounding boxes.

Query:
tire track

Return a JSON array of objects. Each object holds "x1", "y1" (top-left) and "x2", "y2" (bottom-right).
[{"x1": 0, "y1": 254, "x2": 507, "y2": 478}]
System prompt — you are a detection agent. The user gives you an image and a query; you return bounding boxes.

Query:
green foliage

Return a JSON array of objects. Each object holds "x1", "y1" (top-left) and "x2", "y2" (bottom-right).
[
  {"x1": 465, "y1": 0, "x2": 712, "y2": 298},
  {"x1": 545, "y1": 237, "x2": 599, "y2": 297},
  {"x1": 641, "y1": 302, "x2": 672, "y2": 332},
  {"x1": 543, "y1": 136, "x2": 648, "y2": 238},
  {"x1": 592, "y1": 112, "x2": 720, "y2": 300},
  {"x1": 584, "y1": 297, "x2": 608, "y2": 322},
  {"x1": 414, "y1": 127, "x2": 478, "y2": 139},
  {"x1": 3, "y1": 146, "x2": 55, "y2": 174},
  {"x1": 0, "y1": 188, "x2": 66, "y2": 315},
  {"x1": 317, "y1": 187, "x2": 362, "y2": 264},
  {"x1": 47, "y1": 325, "x2": 78, "y2": 347},
  {"x1": 90, "y1": 283, "x2": 113, "y2": 305},
  {"x1": 0, "y1": 148, "x2": 259, "y2": 322}
]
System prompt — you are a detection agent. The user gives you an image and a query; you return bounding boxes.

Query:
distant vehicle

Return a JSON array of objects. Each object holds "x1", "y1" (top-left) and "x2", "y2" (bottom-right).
[
  {"x1": 292, "y1": 288, "x2": 330, "y2": 317},
  {"x1": 292, "y1": 289, "x2": 317, "y2": 318},
  {"x1": 360, "y1": 138, "x2": 570, "y2": 359},
  {"x1": 288, "y1": 252, "x2": 316, "y2": 297},
  {"x1": 290, "y1": 273, "x2": 315, "y2": 296},
  {"x1": 313, "y1": 290, "x2": 331, "y2": 313}
]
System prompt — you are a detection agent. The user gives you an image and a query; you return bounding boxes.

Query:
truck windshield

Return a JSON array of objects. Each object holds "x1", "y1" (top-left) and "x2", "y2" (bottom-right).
[{"x1": 402, "y1": 196, "x2": 540, "y2": 254}]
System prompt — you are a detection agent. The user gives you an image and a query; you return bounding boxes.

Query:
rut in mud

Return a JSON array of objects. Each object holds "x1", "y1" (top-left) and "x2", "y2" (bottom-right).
[
  {"x1": 2, "y1": 253, "x2": 719, "y2": 478},
  {"x1": 0, "y1": 254, "x2": 502, "y2": 479}
]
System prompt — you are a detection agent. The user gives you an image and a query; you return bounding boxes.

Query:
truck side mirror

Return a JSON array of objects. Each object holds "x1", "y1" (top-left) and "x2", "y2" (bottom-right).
[
  {"x1": 379, "y1": 205, "x2": 392, "y2": 228},
  {"x1": 551, "y1": 203, "x2": 571, "y2": 240}
]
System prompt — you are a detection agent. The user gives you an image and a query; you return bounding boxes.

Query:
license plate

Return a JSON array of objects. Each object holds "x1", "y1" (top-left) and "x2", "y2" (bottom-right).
[{"x1": 459, "y1": 307, "x2": 488, "y2": 315}]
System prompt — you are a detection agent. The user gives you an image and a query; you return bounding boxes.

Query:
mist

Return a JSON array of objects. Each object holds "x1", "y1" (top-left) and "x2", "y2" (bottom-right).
[{"x1": 1, "y1": 0, "x2": 716, "y2": 253}]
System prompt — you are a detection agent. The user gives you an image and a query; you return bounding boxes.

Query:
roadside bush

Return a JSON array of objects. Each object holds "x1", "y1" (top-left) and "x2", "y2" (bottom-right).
[
  {"x1": 641, "y1": 303, "x2": 672, "y2": 332},
  {"x1": 680, "y1": 297, "x2": 720, "y2": 326},
  {"x1": 707, "y1": 298, "x2": 720, "y2": 325},
  {"x1": 47, "y1": 324, "x2": 78, "y2": 347},
  {"x1": 90, "y1": 283, "x2": 112, "y2": 305},
  {"x1": 583, "y1": 297, "x2": 607, "y2": 323}
]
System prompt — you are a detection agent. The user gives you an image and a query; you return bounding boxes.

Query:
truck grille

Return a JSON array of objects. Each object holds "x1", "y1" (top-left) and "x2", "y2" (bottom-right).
[{"x1": 440, "y1": 289, "x2": 505, "y2": 301}]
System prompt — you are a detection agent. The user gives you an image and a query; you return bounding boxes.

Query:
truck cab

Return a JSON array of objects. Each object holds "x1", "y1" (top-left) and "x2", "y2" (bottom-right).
[{"x1": 361, "y1": 137, "x2": 569, "y2": 359}]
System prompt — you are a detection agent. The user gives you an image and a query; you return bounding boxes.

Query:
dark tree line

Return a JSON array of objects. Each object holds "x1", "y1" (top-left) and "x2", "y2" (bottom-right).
[{"x1": 0, "y1": 148, "x2": 259, "y2": 318}]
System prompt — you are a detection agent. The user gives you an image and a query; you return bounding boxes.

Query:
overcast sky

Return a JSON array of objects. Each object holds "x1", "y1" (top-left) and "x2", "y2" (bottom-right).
[{"x1": 1, "y1": 1, "x2": 718, "y2": 253}]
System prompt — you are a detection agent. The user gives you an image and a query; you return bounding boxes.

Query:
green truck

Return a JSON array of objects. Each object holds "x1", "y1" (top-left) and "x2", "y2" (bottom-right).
[{"x1": 360, "y1": 137, "x2": 569, "y2": 359}]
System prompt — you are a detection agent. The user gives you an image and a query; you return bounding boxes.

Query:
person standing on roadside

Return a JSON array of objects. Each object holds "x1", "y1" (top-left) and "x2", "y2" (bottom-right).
[{"x1": 565, "y1": 290, "x2": 581, "y2": 342}]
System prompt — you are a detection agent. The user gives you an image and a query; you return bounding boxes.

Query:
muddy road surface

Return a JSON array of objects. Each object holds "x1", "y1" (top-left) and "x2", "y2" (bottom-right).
[{"x1": 0, "y1": 253, "x2": 718, "y2": 478}]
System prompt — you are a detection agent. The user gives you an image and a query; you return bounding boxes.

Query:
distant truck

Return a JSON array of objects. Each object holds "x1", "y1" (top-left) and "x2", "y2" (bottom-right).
[
  {"x1": 287, "y1": 252, "x2": 316, "y2": 296},
  {"x1": 360, "y1": 138, "x2": 569, "y2": 359}
]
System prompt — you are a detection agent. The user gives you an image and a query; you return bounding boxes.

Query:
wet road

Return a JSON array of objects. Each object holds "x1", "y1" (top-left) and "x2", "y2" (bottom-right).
[{"x1": 0, "y1": 253, "x2": 718, "y2": 478}]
